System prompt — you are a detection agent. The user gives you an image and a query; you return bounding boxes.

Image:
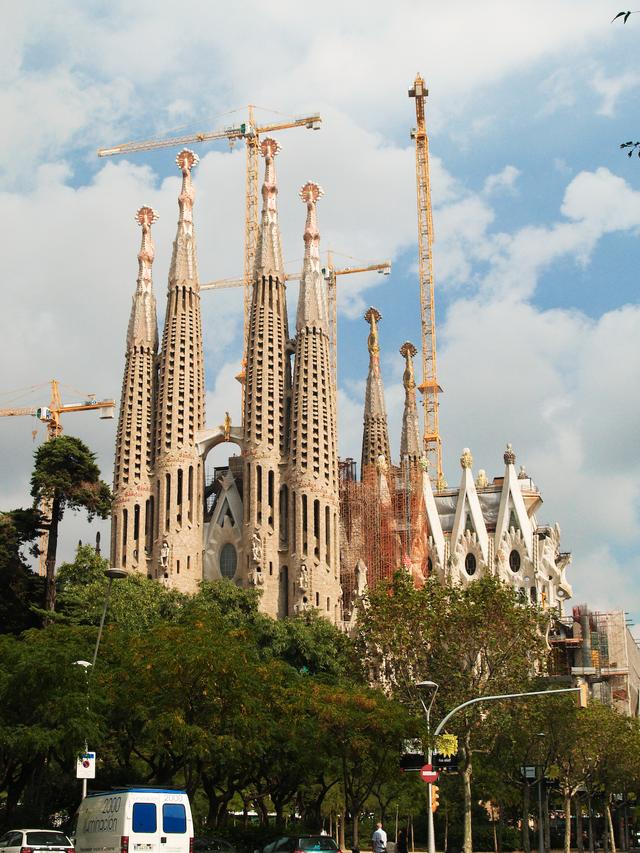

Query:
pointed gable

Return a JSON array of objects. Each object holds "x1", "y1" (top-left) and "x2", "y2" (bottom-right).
[
  {"x1": 495, "y1": 443, "x2": 533, "y2": 557},
  {"x1": 420, "y1": 458, "x2": 445, "y2": 564},
  {"x1": 450, "y1": 448, "x2": 489, "y2": 560}
]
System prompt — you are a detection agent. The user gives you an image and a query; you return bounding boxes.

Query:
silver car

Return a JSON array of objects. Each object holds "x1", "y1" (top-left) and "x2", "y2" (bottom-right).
[{"x1": 0, "y1": 830, "x2": 74, "y2": 853}]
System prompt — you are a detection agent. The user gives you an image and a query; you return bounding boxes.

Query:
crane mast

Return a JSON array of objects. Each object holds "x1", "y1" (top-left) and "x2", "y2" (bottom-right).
[{"x1": 409, "y1": 74, "x2": 444, "y2": 488}]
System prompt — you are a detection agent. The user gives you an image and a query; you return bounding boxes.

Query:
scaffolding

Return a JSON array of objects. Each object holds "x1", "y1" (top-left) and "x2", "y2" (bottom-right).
[{"x1": 339, "y1": 459, "x2": 429, "y2": 610}]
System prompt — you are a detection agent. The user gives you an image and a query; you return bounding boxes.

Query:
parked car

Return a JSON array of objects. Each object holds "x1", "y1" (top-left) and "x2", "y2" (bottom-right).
[
  {"x1": 258, "y1": 837, "x2": 339, "y2": 853},
  {"x1": 0, "y1": 830, "x2": 75, "y2": 853}
]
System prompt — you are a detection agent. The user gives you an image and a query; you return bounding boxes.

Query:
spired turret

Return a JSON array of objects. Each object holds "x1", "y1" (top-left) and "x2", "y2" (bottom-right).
[
  {"x1": 287, "y1": 182, "x2": 341, "y2": 621},
  {"x1": 361, "y1": 307, "x2": 391, "y2": 476},
  {"x1": 242, "y1": 138, "x2": 292, "y2": 615},
  {"x1": 111, "y1": 206, "x2": 159, "y2": 575},
  {"x1": 399, "y1": 341, "x2": 421, "y2": 467},
  {"x1": 151, "y1": 150, "x2": 205, "y2": 592}
]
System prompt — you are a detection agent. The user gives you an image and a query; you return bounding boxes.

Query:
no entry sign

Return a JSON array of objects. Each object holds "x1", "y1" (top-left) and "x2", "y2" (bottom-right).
[{"x1": 420, "y1": 764, "x2": 439, "y2": 784}]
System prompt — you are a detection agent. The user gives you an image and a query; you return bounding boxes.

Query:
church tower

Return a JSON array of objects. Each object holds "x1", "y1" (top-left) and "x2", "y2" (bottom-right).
[
  {"x1": 361, "y1": 307, "x2": 391, "y2": 476},
  {"x1": 242, "y1": 138, "x2": 292, "y2": 614},
  {"x1": 288, "y1": 183, "x2": 341, "y2": 620},
  {"x1": 111, "y1": 206, "x2": 159, "y2": 575},
  {"x1": 399, "y1": 341, "x2": 421, "y2": 467},
  {"x1": 152, "y1": 149, "x2": 205, "y2": 592}
]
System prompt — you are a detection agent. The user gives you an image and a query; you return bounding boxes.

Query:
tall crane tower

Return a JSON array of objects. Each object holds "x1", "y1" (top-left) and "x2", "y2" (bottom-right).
[
  {"x1": 200, "y1": 253, "x2": 391, "y2": 400},
  {"x1": 408, "y1": 74, "x2": 444, "y2": 488},
  {"x1": 98, "y1": 106, "x2": 321, "y2": 398},
  {"x1": 0, "y1": 379, "x2": 116, "y2": 574}
]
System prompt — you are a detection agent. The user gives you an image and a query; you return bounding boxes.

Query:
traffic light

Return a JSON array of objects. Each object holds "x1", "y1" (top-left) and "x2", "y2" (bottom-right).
[{"x1": 431, "y1": 785, "x2": 440, "y2": 812}]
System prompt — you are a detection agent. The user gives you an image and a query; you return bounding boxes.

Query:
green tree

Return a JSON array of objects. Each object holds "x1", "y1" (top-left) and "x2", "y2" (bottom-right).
[
  {"x1": 56, "y1": 543, "x2": 185, "y2": 629},
  {"x1": 30, "y1": 436, "x2": 111, "y2": 614},
  {"x1": 357, "y1": 572, "x2": 548, "y2": 853},
  {"x1": 0, "y1": 508, "x2": 43, "y2": 634},
  {"x1": 0, "y1": 623, "x2": 101, "y2": 826}
]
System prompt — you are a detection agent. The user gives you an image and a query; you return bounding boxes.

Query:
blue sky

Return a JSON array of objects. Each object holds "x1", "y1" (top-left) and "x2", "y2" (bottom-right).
[{"x1": 1, "y1": 0, "x2": 639, "y2": 628}]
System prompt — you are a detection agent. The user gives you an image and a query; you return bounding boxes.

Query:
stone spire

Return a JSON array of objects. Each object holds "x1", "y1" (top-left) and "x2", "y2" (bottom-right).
[
  {"x1": 111, "y1": 206, "x2": 159, "y2": 575},
  {"x1": 243, "y1": 137, "x2": 292, "y2": 616},
  {"x1": 399, "y1": 341, "x2": 421, "y2": 466},
  {"x1": 361, "y1": 307, "x2": 391, "y2": 475},
  {"x1": 288, "y1": 183, "x2": 341, "y2": 621},
  {"x1": 152, "y1": 149, "x2": 205, "y2": 592},
  {"x1": 296, "y1": 181, "x2": 328, "y2": 333},
  {"x1": 254, "y1": 137, "x2": 285, "y2": 280}
]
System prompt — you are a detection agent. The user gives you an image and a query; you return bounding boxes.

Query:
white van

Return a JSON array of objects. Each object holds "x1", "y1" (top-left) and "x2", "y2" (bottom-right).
[{"x1": 74, "y1": 788, "x2": 193, "y2": 853}]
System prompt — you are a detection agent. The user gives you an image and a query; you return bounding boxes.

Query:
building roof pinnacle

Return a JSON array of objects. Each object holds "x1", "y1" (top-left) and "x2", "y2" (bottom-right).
[
  {"x1": 254, "y1": 137, "x2": 284, "y2": 279},
  {"x1": 296, "y1": 181, "x2": 327, "y2": 333},
  {"x1": 127, "y1": 205, "x2": 159, "y2": 350},
  {"x1": 176, "y1": 149, "x2": 198, "y2": 226},
  {"x1": 361, "y1": 306, "x2": 391, "y2": 473},
  {"x1": 399, "y1": 340, "x2": 421, "y2": 464}
]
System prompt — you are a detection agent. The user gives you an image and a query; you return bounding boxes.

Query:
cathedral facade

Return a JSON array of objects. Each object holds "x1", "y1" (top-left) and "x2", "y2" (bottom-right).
[{"x1": 111, "y1": 141, "x2": 572, "y2": 624}]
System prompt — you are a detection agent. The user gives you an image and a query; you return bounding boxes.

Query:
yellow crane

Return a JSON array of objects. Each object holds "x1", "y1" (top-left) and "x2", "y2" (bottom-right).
[
  {"x1": 0, "y1": 380, "x2": 116, "y2": 573},
  {"x1": 97, "y1": 106, "x2": 322, "y2": 393},
  {"x1": 409, "y1": 74, "x2": 444, "y2": 489},
  {"x1": 201, "y1": 253, "x2": 391, "y2": 397}
]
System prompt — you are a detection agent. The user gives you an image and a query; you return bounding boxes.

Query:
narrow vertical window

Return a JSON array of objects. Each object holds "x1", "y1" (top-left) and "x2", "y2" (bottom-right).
[
  {"x1": 165, "y1": 473, "x2": 171, "y2": 531},
  {"x1": 177, "y1": 469, "x2": 183, "y2": 525},
  {"x1": 314, "y1": 499, "x2": 320, "y2": 558},
  {"x1": 122, "y1": 508, "x2": 128, "y2": 566},
  {"x1": 302, "y1": 495, "x2": 308, "y2": 555},
  {"x1": 268, "y1": 469, "x2": 274, "y2": 528},
  {"x1": 188, "y1": 466, "x2": 193, "y2": 522},
  {"x1": 257, "y1": 465, "x2": 262, "y2": 525}
]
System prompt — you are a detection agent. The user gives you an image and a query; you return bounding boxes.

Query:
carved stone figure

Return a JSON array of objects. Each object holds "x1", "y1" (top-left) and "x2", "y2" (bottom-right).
[
  {"x1": 251, "y1": 531, "x2": 262, "y2": 563},
  {"x1": 160, "y1": 540, "x2": 169, "y2": 568}
]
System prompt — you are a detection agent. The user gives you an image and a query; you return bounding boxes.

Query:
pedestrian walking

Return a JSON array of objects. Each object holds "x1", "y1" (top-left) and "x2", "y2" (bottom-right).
[
  {"x1": 372, "y1": 822, "x2": 387, "y2": 853},
  {"x1": 396, "y1": 829, "x2": 408, "y2": 853}
]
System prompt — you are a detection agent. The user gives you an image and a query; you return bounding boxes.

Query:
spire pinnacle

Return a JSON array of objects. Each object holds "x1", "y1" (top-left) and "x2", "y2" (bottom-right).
[
  {"x1": 127, "y1": 206, "x2": 159, "y2": 350},
  {"x1": 365, "y1": 307, "x2": 382, "y2": 360},
  {"x1": 296, "y1": 181, "x2": 327, "y2": 332},
  {"x1": 361, "y1": 307, "x2": 391, "y2": 474},
  {"x1": 135, "y1": 205, "x2": 159, "y2": 293},
  {"x1": 176, "y1": 148, "x2": 198, "y2": 226},
  {"x1": 254, "y1": 137, "x2": 284, "y2": 278},
  {"x1": 399, "y1": 341, "x2": 421, "y2": 465}
]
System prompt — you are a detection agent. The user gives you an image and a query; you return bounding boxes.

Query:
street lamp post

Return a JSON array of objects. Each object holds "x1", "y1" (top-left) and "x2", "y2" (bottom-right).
[
  {"x1": 91, "y1": 567, "x2": 129, "y2": 668},
  {"x1": 76, "y1": 566, "x2": 128, "y2": 799},
  {"x1": 416, "y1": 679, "x2": 439, "y2": 853}
]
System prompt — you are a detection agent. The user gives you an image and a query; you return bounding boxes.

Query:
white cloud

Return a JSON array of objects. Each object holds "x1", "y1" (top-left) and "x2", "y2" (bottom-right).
[
  {"x1": 483, "y1": 165, "x2": 521, "y2": 196},
  {"x1": 592, "y1": 68, "x2": 640, "y2": 117}
]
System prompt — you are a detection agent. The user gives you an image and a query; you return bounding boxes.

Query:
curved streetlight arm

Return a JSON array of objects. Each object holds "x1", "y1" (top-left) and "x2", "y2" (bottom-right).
[{"x1": 433, "y1": 686, "x2": 580, "y2": 738}]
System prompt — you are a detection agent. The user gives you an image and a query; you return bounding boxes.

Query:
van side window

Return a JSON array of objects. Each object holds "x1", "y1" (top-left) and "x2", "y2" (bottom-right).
[
  {"x1": 133, "y1": 803, "x2": 157, "y2": 833},
  {"x1": 162, "y1": 803, "x2": 186, "y2": 834}
]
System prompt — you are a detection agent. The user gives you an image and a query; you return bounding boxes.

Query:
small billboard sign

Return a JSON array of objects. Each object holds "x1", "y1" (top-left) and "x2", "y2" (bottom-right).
[{"x1": 76, "y1": 752, "x2": 96, "y2": 779}]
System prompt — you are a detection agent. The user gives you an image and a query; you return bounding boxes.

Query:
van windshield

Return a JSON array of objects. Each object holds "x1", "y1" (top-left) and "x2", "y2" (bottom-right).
[{"x1": 163, "y1": 803, "x2": 187, "y2": 834}]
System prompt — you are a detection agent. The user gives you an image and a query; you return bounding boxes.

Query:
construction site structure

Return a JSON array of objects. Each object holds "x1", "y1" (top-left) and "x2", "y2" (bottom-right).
[
  {"x1": 98, "y1": 105, "x2": 321, "y2": 409},
  {"x1": 0, "y1": 379, "x2": 115, "y2": 574},
  {"x1": 409, "y1": 73, "x2": 444, "y2": 488},
  {"x1": 549, "y1": 605, "x2": 640, "y2": 717}
]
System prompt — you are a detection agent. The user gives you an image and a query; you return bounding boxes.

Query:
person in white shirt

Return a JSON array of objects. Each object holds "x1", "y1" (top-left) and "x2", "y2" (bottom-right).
[{"x1": 372, "y1": 822, "x2": 387, "y2": 853}]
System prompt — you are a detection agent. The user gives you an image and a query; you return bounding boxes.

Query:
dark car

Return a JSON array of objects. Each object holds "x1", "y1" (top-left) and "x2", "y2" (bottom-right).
[{"x1": 260, "y1": 837, "x2": 339, "y2": 853}]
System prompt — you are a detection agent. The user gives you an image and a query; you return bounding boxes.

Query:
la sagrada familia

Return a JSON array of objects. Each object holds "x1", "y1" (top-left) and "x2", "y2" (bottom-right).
[{"x1": 110, "y1": 140, "x2": 572, "y2": 625}]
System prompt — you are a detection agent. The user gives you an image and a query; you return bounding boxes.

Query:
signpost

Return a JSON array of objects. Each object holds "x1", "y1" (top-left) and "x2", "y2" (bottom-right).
[
  {"x1": 76, "y1": 752, "x2": 96, "y2": 799},
  {"x1": 420, "y1": 764, "x2": 440, "y2": 784},
  {"x1": 433, "y1": 752, "x2": 459, "y2": 771}
]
